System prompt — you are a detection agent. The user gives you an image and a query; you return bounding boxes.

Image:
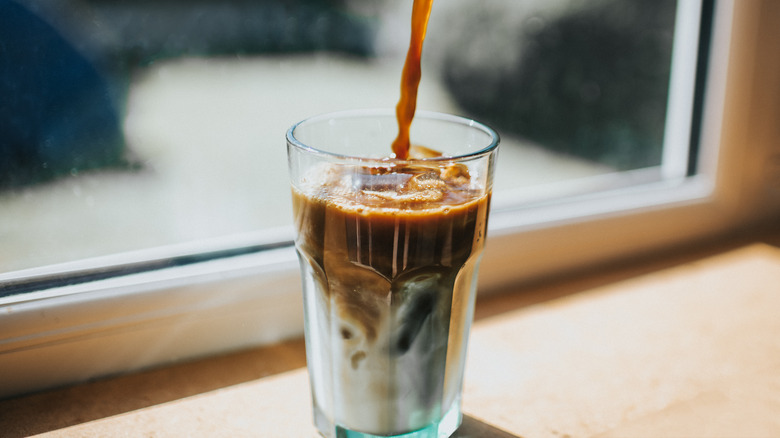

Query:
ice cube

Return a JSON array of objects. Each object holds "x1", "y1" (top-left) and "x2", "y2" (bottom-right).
[
  {"x1": 409, "y1": 144, "x2": 443, "y2": 159},
  {"x1": 405, "y1": 171, "x2": 447, "y2": 192},
  {"x1": 440, "y1": 164, "x2": 471, "y2": 186},
  {"x1": 390, "y1": 267, "x2": 451, "y2": 355},
  {"x1": 352, "y1": 170, "x2": 413, "y2": 192}
]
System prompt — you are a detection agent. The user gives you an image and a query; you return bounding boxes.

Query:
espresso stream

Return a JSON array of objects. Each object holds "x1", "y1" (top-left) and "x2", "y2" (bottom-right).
[{"x1": 392, "y1": 0, "x2": 434, "y2": 160}]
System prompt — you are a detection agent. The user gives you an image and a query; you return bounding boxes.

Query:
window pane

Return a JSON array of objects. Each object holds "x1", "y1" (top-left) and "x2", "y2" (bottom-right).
[
  {"x1": 1, "y1": 0, "x2": 685, "y2": 274},
  {"x1": 432, "y1": 0, "x2": 678, "y2": 170}
]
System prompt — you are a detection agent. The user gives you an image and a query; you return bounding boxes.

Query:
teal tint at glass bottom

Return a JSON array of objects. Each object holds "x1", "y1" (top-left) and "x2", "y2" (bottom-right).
[{"x1": 328, "y1": 402, "x2": 462, "y2": 438}]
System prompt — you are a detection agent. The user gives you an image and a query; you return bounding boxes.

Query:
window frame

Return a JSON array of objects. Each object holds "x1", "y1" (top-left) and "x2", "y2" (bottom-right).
[{"x1": 2, "y1": 0, "x2": 779, "y2": 399}]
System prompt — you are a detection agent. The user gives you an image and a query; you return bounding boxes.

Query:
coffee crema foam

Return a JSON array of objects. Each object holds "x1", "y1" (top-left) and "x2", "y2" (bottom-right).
[{"x1": 299, "y1": 160, "x2": 480, "y2": 213}]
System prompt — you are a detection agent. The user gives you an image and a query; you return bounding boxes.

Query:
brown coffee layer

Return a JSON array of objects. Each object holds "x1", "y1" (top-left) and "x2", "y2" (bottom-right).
[{"x1": 293, "y1": 163, "x2": 489, "y2": 344}]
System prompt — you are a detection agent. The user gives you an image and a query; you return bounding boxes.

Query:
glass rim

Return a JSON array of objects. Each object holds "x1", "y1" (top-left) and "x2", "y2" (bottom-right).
[{"x1": 286, "y1": 108, "x2": 500, "y2": 163}]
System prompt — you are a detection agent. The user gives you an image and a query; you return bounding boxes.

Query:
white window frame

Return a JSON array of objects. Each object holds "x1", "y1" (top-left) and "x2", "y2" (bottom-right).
[{"x1": 2, "y1": 0, "x2": 779, "y2": 399}]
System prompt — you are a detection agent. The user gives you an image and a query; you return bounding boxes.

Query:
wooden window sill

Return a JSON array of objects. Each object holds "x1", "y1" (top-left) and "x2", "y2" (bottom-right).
[{"x1": 2, "y1": 229, "x2": 780, "y2": 437}]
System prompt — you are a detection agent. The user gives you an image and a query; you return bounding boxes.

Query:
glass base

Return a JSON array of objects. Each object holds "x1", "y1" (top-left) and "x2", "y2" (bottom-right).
[{"x1": 314, "y1": 401, "x2": 462, "y2": 438}]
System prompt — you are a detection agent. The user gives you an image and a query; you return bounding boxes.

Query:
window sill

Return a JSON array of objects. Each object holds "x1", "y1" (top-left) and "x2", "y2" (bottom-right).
[
  {"x1": 0, "y1": 245, "x2": 302, "y2": 399},
  {"x1": 3, "y1": 228, "x2": 779, "y2": 437}
]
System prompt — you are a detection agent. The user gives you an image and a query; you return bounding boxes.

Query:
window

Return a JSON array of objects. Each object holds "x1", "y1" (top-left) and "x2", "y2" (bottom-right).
[{"x1": 2, "y1": 0, "x2": 779, "y2": 398}]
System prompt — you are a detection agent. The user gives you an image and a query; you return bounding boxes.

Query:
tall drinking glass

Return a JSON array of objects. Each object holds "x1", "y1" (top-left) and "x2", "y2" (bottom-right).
[{"x1": 287, "y1": 109, "x2": 499, "y2": 438}]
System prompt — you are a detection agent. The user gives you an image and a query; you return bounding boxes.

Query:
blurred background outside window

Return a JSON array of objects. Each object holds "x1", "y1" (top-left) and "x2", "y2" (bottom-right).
[{"x1": 0, "y1": 0, "x2": 680, "y2": 275}]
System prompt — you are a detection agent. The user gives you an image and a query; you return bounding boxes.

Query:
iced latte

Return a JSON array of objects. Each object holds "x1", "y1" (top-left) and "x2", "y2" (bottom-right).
[{"x1": 287, "y1": 110, "x2": 498, "y2": 437}]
